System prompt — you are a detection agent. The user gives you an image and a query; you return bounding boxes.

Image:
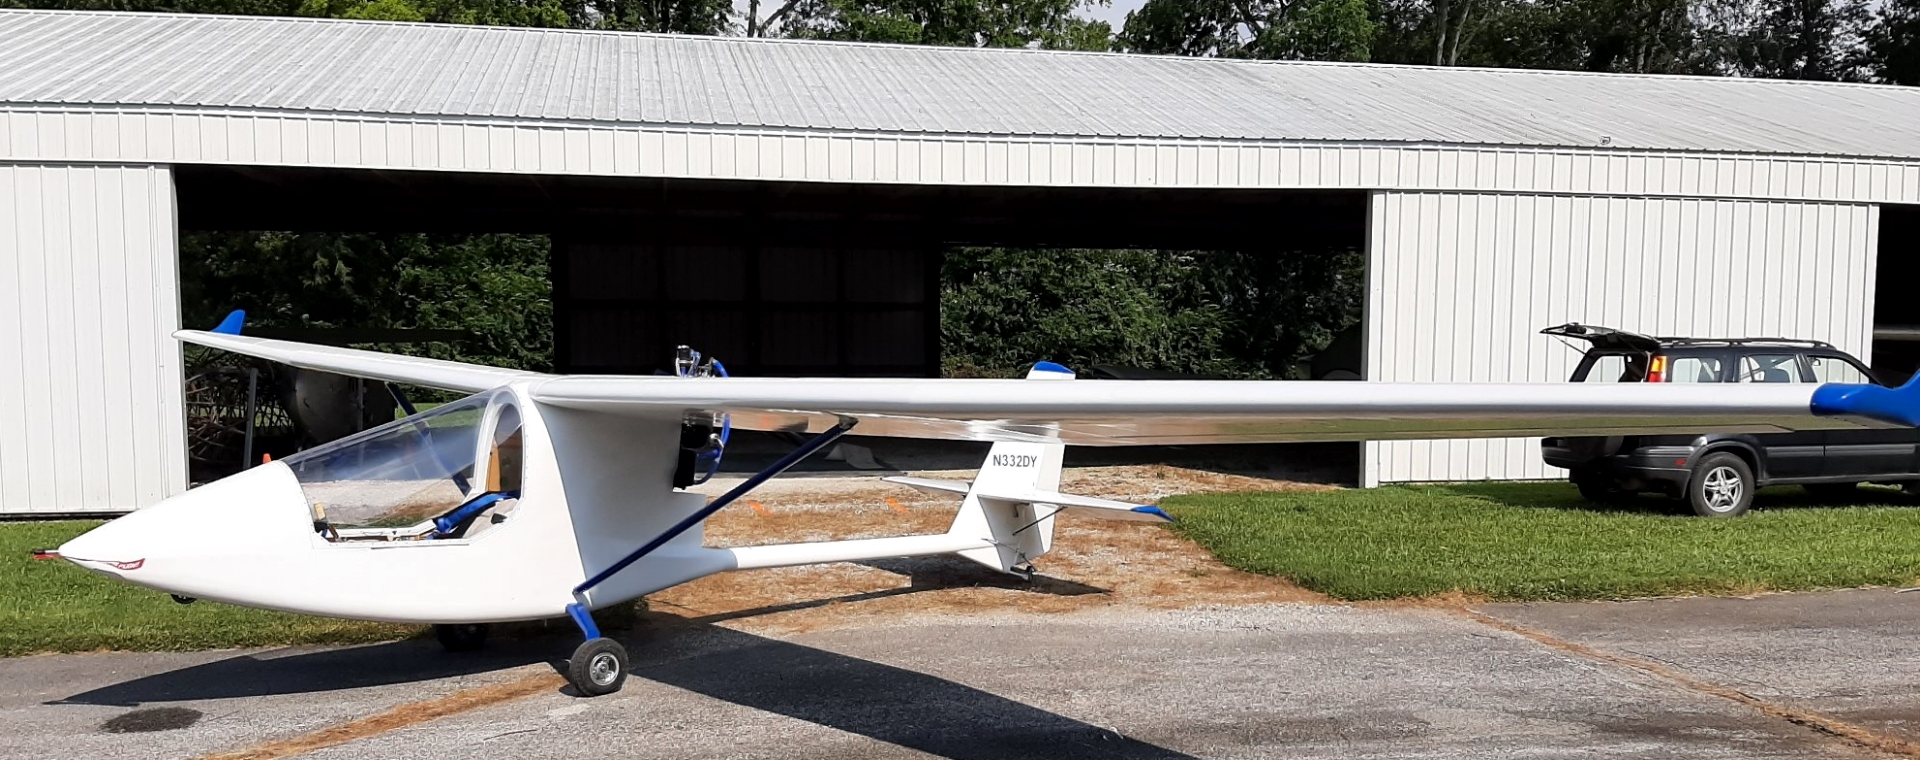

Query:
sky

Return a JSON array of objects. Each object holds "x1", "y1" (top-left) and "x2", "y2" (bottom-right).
[{"x1": 1081, "y1": 0, "x2": 1147, "y2": 27}]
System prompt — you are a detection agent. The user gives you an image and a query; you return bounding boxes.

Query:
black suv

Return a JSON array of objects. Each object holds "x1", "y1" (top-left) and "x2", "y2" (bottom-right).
[{"x1": 1539, "y1": 323, "x2": 1920, "y2": 517}]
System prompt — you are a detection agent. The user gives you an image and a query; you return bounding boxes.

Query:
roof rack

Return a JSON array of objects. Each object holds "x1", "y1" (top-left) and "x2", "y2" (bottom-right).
[{"x1": 1653, "y1": 336, "x2": 1835, "y2": 349}]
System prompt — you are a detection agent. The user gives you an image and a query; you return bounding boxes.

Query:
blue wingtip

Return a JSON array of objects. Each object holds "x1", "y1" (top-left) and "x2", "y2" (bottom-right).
[
  {"x1": 1811, "y1": 371, "x2": 1920, "y2": 427},
  {"x1": 211, "y1": 310, "x2": 246, "y2": 335},
  {"x1": 1032, "y1": 361, "x2": 1074, "y2": 375},
  {"x1": 1131, "y1": 505, "x2": 1175, "y2": 522}
]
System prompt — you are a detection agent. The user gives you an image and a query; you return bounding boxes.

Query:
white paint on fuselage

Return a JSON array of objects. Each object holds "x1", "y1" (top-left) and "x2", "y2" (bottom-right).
[{"x1": 57, "y1": 382, "x2": 1002, "y2": 626}]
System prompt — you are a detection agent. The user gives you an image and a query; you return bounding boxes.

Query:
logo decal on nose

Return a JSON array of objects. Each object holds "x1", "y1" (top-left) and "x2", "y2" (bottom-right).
[{"x1": 108, "y1": 559, "x2": 145, "y2": 571}]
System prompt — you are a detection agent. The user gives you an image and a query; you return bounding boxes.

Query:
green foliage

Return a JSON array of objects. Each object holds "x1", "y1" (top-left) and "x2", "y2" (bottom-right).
[
  {"x1": 777, "y1": 0, "x2": 1110, "y2": 49},
  {"x1": 1870, "y1": 0, "x2": 1920, "y2": 84},
  {"x1": 941, "y1": 248, "x2": 1364, "y2": 379},
  {"x1": 1167, "y1": 483, "x2": 1920, "y2": 601},
  {"x1": 0, "y1": 521, "x2": 413, "y2": 655},
  {"x1": 180, "y1": 233, "x2": 553, "y2": 372},
  {"x1": 1119, "y1": 0, "x2": 1373, "y2": 60}
]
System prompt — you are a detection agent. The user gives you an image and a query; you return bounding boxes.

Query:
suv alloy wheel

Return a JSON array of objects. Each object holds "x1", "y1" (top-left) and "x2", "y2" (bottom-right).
[{"x1": 1686, "y1": 452, "x2": 1755, "y2": 517}]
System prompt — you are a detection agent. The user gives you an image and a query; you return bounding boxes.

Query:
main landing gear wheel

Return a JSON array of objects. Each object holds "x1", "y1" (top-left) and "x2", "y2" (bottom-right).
[
  {"x1": 567, "y1": 638, "x2": 629, "y2": 697},
  {"x1": 434, "y1": 623, "x2": 491, "y2": 652}
]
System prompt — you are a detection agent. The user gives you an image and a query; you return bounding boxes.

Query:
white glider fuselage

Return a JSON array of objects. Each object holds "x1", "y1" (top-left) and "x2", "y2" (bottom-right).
[
  {"x1": 57, "y1": 377, "x2": 1096, "y2": 625},
  {"x1": 61, "y1": 382, "x2": 682, "y2": 622}
]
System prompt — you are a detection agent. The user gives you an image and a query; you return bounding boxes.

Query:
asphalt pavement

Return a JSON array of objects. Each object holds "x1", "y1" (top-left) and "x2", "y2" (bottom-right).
[{"x1": 3, "y1": 587, "x2": 1915, "y2": 759}]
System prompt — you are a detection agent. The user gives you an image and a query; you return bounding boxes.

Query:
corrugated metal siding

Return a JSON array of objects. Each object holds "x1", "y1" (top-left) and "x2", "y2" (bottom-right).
[
  {"x1": 0, "y1": 164, "x2": 184, "y2": 514},
  {"x1": 1364, "y1": 191, "x2": 1878, "y2": 484},
  {"x1": 7, "y1": 9, "x2": 1920, "y2": 159},
  {"x1": 6, "y1": 110, "x2": 1920, "y2": 205}
]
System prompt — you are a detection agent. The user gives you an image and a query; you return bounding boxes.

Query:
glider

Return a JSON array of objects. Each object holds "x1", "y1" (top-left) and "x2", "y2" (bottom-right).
[{"x1": 50, "y1": 314, "x2": 1920, "y2": 696}]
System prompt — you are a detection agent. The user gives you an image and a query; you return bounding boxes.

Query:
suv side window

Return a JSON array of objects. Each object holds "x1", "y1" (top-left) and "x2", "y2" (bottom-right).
[
  {"x1": 1736, "y1": 353, "x2": 1805, "y2": 383},
  {"x1": 1808, "y1": 354, "x2": 1873, "y2": 385},
  {"x1": 1667, "y1": 355, "x2": 1724, "y2": 383}
]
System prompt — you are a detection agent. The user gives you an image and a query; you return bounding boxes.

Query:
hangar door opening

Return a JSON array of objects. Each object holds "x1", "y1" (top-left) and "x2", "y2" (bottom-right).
[
  {"x1": 1876, "y1": 204, "x2": 1920, "y2": 384},
  {"x1": 556, "y1": 238, "x2": 937, "y2": 378}
]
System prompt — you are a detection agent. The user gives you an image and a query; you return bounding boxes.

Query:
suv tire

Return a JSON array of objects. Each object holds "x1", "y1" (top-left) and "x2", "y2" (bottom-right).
[
  {"x1": 1571, "y1": 468, "x2": 1635, "y2": 504},
  {"x1": 1687, "y1": 452, "x2": 1755, "y2": 517}
]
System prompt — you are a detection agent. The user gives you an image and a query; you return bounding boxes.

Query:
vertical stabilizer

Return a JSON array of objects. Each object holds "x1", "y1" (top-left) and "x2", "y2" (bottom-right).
[{"x1": 947, "y1": 362, "x2": 1073, "y2": 575}]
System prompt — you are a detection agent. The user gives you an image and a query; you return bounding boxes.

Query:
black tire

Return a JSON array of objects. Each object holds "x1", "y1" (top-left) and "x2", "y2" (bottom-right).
[
  {"x1": 1686, "y1": 452, "x2": 1755, "y2": 517},
  {"x1": 1571, "y1": 468, "x2": 1635, "y2": 504},
  {"x1": 434, "y1": 623, "x2": 491, "y2": 653},
  {"x1": 1805, "y1": 482, "x2": 1860, "y2": 499},
  {"x1": 567, "y1": 638, "x2": 628, "y2": 697}
]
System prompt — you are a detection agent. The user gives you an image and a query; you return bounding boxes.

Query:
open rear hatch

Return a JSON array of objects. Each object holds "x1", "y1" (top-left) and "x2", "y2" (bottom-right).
[{"x1": 1539, "y1": 323, "x2": 1662, "y2": 353}]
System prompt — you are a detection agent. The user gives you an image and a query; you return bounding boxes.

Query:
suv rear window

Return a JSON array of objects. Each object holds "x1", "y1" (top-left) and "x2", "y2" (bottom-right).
[{"x1": 1578, "y1": 353, "x2": 1647, "y2": 383}]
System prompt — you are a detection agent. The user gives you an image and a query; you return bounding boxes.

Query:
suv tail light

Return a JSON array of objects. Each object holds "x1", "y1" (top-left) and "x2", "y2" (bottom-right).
[{"x1": 1647, "y1": 355, "x2": 1667, "y2": 383}]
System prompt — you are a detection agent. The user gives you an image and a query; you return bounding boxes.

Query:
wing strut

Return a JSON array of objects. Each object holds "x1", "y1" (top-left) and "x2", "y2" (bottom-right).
[
  {"x1": 560, "y1": 417, "x2": 856, "y2": 690},
  {"x1": 570, "y1": 418, "x2": 857, "y2": 599}
]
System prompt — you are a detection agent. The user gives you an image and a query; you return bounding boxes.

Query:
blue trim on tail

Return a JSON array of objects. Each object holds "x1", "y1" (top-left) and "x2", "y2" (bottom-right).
[
  {"x1": 1131, "y1": 505, "x2": 1174, "y2": 522},
  {"x1": 1812, "y1": 373, "x2": 1920, "y2": 428},
  {"x1": 211, "y1": 310, "x2": 246, "y2": 335},
  {"x1": 1032, "y1": 361, "x2": 1073, "y2": 375}
]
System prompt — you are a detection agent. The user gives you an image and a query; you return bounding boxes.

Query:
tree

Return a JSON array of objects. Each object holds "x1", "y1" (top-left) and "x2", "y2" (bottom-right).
[
  {"x1": 1868, "y1": 0, "x2": 1920, "y2": 84},
  {"x1": 1709, "y1": 0, "x2": 1871, "y2": 81},
  {"x1": 941, "y1": 248, "x2": 1365, "y2": 379},
  {"x1": 180, "y1": 233, "x2": 554, "y2": 372},
  {"x1": 1117, "y1": 0, "x2": 1374, "y2": 61},
  {"x1": 763, "y1": 0, "x2": 1112, "y2": 49}
]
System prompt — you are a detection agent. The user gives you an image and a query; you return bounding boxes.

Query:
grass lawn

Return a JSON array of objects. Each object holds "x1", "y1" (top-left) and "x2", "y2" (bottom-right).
[
  {"x1": 1165, "y1": 482, "x2": 1920, "y2": 602},
  {"x1": 0, "y1": 521, "x2": 417, "y2": 657}
]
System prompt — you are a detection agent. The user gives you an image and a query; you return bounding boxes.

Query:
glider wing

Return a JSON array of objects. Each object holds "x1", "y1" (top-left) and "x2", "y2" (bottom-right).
[
  {"x1": 176, "y1": 330, "x2": 548, "y2": 394},
  {"x1": 526, "y1": 373, "x2": 1920, "y2": 445},
  {"x1": 175, "y1": 331, "x2": 1920, "y2": 445}
]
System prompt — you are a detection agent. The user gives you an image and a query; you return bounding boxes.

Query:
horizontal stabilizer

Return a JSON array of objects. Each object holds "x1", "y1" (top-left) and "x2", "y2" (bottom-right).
[
  {"x1": 880, "y1": 475, "x2": 971, "y2": 496},
  {"x1": 887, "y1": 475, "x2": 1171, "y2": 523},
  {"x1": 976, "y1": 488, "x2": 1172, "y2": 523}
]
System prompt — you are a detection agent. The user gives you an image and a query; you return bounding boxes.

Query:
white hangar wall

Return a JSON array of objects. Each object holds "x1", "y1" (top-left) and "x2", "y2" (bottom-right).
[
  {"x1": 0, "y1": 164, "x2": 185, "y2": 514},
  {"x1": 1363, "y1": 191, "x2": 1880, "y2": 485}
]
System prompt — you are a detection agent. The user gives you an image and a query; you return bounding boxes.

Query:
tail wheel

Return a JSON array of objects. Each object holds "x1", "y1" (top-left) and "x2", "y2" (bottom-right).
[
  {"x1": 567, "y1": 638, "x2": 629, "y2": 697},
  {"x1": 1687, "y1": 452, "x2": 1755, "y2": 517}
]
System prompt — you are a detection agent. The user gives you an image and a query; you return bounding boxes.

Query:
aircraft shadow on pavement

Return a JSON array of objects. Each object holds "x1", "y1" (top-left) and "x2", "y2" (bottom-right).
[
  {"x1": 50, "y1": 637, "x2": 559, "y2": 707},
  {"x1": 53, "y1": 561, "x2": 1183, "y2": 759},
  {"x1": 630, "y1": 618, "x2": 1197, "y2": 760}
]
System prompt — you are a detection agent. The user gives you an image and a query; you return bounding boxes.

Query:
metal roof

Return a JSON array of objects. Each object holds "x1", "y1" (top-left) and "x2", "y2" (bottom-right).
[{"x1": 5, "y1": 8, "x2": 1920, "y2": 159}]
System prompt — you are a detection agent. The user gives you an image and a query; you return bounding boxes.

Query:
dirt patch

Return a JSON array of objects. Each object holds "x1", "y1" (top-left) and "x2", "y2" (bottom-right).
[
  {"x1": 196, "y1": 672, "x2": 565, "y2": 760},
  {"x1": 654, "y1": 465, "x2": 1330, "y2": 635}
]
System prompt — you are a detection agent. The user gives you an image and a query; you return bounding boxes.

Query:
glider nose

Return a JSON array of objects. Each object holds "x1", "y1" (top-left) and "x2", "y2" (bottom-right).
[
  {"x1": 58, "y1": 462, "x2": 311, "y2": 594},
  {"x1": 57, "y1": 521, "x2": 150, "y2": 576}
]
